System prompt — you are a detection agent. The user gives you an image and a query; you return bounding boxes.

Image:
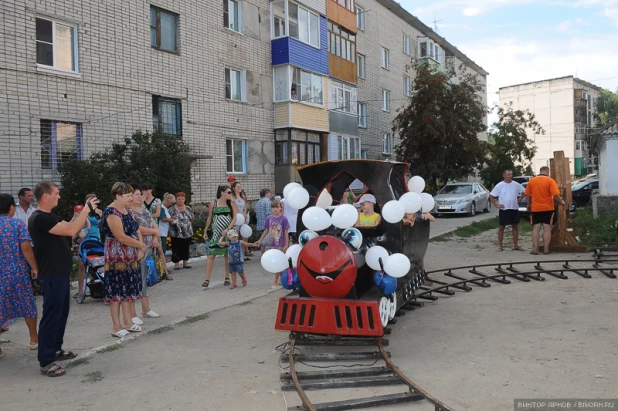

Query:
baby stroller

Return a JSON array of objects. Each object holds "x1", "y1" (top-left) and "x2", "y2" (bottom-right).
[{"x1": 75, "y1": 237, "x2": 106, "y2": 304}]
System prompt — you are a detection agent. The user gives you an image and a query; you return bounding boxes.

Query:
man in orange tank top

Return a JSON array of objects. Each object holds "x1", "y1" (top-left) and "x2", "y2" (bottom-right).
[{"x1": 523, "y1": 166, "x2": 566, "y2": 255}]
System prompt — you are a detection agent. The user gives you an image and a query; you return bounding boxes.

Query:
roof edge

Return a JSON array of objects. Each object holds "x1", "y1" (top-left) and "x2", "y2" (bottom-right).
[{"x1": 499, "y1": 75, "x2": 603, "y2": 91}]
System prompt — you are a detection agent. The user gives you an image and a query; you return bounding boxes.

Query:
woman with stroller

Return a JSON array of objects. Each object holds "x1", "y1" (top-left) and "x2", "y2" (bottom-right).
[
  {"x1": 102, "y1": 183, "x2": 147, "y2": 338},
  {"x1": 129, "y1": 184, "x2": 161, "y2": 323}
]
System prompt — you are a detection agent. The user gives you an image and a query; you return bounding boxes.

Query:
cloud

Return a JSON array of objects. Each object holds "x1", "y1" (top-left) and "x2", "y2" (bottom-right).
[
  {"x1": 604, "y1": 7, "x2": 618, "y2": 27},
  {"x1": 412, "y1": 0, "x2": 538, "y2": 17},
  {"x1": 555, "y1": 20, "x2": 572, "y2": 32},
  {"x1": 462, "y1": 7, "x2": 483, "y2": 15}
]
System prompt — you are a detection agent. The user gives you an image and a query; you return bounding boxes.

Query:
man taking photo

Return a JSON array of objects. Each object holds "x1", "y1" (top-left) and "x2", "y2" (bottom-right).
[{"x1": 28, "y1": 182, "x2": 99, "y2": 377}]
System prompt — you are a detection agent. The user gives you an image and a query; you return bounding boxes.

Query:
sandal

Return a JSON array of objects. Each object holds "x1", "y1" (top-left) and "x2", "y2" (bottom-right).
[
  {"x1": 111, "y1": 329, "x2": 129, "y2": 338},
  {"x1": 223, "y1": 278, "x2": 231, "y2": 287},
  {"x1": 174, "y1": 267, "x2": 181, "y2": 271},
  {"x1": 242, "y1": 278, "x2": 247, "y2": 286},
  {"x1": 230, "y1": 285, "x2": 238, "y2": 289},
  {"x1": 530, "y1": 250, "x2": 539, "y2": 255},
  {"x1": 513, "y1": 246, "x2": 524, "y2": 251},
  {"x1": 183, "y1": 265, "x2": 192, "y2": 269},
  {"x1": 201, "y1": 280, "x2": 210, "y2": 288},
  {"x1": 40, "y1": 363, "x2": 66, "y2": 377},
  {"x1": 127, "y1": 324, "x2": 142, "y2": 332},
  {"x1": 55, "y1": 350, "x2": 77, "y2": 361}
]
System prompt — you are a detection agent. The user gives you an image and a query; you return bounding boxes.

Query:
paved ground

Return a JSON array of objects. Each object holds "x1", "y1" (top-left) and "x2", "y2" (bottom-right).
[
  {"x1": 4, "y1": 212, "x2": 614, "y2": 411},
  {"x1": 429, "y1": 207, "x2": 498, "y2": 238}
]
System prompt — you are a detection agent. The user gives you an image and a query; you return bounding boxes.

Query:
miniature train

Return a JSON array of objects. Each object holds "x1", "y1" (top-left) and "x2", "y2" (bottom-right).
[{"x1": 274, "y1": 160, "x2": 430, "y2": 337}]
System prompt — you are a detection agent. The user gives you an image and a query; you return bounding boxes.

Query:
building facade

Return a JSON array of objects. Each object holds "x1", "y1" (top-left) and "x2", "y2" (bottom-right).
[{"x1": 498, "y1": 76, "x2": 601, "y2": 177}]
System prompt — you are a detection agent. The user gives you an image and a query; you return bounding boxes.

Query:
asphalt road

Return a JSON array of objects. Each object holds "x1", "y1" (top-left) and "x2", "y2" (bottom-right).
[{"x1": 429, "y1": 206, "x2": 498, "y2": 238}]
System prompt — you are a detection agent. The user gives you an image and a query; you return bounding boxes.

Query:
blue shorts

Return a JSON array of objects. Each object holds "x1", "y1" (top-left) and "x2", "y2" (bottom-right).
[{"x1": 228, "y1": 262, "x2": 244, "y2": 274}]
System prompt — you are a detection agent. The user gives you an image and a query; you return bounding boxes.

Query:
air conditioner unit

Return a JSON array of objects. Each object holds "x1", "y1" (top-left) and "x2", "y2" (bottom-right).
[{"x1": 582, "y1": 91, "x2": 588, "y2": 100}]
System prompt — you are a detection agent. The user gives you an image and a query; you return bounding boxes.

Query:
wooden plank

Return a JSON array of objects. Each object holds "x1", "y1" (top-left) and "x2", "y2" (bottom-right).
[
  {"x1": 281, "y1": 366, "x2": 392, "y2": 382},
  {"x1": 287, "y1": 392, "x2": 423, "y2": 411}
]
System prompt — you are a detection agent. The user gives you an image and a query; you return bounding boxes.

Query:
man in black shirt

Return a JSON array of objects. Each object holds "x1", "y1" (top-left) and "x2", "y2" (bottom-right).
[{"x1": 29, "y1": 182, "x2": 98, "y2": 377}]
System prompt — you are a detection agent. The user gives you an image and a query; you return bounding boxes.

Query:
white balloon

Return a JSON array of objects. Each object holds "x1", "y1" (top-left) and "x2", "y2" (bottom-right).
[
  {"x1": 384, "y1": 253, "x2": 411, "y2": 278},
  {"x1": 316, "y1": 189, "x2": 333, "y2": 209},
  {"x1": 301, "y1": 206, "x2": 332, "y2": 231},
  {"x1": 283, "y1": 182, "x2": 302, "y2": 200},
  {"x1": 399, "y1": 192, "x2": 422, "y2": 214},
  {"x1": 382, "y1": 200, "x2": 406, "y2": 224},
  {"x1": 260, "y1": 249, "x2": 288, "y2": 273},
  {"x1": 285, "y1": 244, "x2": 303, "y2": 267},
  {"x1": 420, "y1": 193, "x2": 435, "y2": 213},
  {"x1": 288, "y1": 187, "x2": 310, "y2": 210},
  {"x1": 332, "y1": 204, "x2": 358, "y2": 229},
  {"x1": 240, "y1": 224, "x2": 252, "y2": 238},
  {"x1": 355, "y1": 253, "x2": 366, "y2": 268},
  {"x1": 235, "y1": 213, "x2": 245, "y2": 226},
  {"x1": 365, "y1": 246, "x2": 389, "y2": 271},
  {"x1": 408, "y1": 176, "x2": 426, "y2": 193}
]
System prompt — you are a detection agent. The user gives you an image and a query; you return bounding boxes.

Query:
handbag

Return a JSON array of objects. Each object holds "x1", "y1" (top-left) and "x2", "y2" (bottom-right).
[
  {"x1": 145, "y1": 256, "x2": 159, "y2": 287},
  {"x1": 153, "y1": 253, "x2": 166, "y2": 282}
]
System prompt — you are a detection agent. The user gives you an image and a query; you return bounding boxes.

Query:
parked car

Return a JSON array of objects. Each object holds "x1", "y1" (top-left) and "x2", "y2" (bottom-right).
[
  {"x1": 518, "y1": 182, "x2": 529, "y2": 217},
  {"x1": 570, "y1": 179, "x2": 598, "y2": 211},
  {"x1": 513, "y1": 175, "x2": 533, "y2": 184},
  {"x1": 432, "y1": 182, "x2": 491, "y2": 217}
]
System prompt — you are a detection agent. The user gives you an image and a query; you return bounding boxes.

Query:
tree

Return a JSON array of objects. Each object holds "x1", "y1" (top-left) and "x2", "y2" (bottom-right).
[
  {"x1": 393, "y1": 60, "x2": 488, "y2": 187},
  {"x1": 57, "y1": 130, "x2": 192, "y2": 219},
  {"x1": 594, "y1": 88, "x2": 618, "y2": 128},
  {"x1": 479, "y1": 103, "x2": 542, "y2": 189}
]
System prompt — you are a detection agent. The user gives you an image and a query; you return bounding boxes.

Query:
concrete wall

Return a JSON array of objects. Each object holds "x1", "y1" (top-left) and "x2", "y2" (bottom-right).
[
  {"x1": 599, "y1": 138, "x2": 618, "y2": 195},
  {"x1": 0, "y1": 0, "x2": 274, "y2": 201}
]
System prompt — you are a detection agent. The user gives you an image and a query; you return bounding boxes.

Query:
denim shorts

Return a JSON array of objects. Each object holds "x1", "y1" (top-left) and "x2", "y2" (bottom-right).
[{"x1": 228, "y1": 262, "x2": 244, "y2": 274}]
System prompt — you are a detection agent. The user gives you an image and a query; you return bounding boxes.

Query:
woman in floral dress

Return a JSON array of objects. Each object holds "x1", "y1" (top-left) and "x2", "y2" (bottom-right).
[
  {"x1": 102, "y1": 183, "x2": 147, "y2": 339},
  {"x1": 168, "y1": 192, "x2": 194, "y2": 270},
  {"x1": 0, "y1": 193, "x2": 39, "y2": 357},
  {"x1": 203, "y1": 185, "x2": 237, "y2": 288}
]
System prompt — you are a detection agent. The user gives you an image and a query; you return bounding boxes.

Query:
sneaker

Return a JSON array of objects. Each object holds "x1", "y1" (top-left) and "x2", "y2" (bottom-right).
[
  {"x1": 143, "y1": 310, "x2": 160, "y2": 318},
  {"x1": 132, "y1": 317, "x2": 144, "y2": 325}
]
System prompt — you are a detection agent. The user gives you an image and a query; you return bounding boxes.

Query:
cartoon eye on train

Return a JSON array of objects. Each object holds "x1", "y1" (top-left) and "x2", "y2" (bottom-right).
[{"x1": 264, "y1": 160, "x2": 433, "y2": 337}]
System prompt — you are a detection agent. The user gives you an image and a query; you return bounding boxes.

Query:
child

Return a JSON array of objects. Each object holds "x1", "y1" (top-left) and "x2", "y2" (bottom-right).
[
  {"x1": 355, "y1": 194, "x2": 381, "y2": 227},
  {"x1": 403, "y1": 210, "x2": 436, "y2": 227},
  {"x1": 218, "y1": 229, "x2": 250, "y2": 289},
  {"x1": 70, "y1": 205, "x2": 91, "y2": 246},
  {"x1": 255, "y1": 199, "x2": 290, "y2": 288}
]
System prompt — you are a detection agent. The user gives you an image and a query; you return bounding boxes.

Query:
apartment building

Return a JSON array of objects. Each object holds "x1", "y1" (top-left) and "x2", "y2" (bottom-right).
[{"x1": 498, "y1": 76, "x2": 601, "y2": 177}]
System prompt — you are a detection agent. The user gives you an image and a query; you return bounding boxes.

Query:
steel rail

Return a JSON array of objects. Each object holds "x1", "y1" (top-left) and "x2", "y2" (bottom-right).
[
  {"x1": 288, "y1": 337, "x2": 317, "y2": 411},
  {"x1": 424, "y1": 259, "x2": 617, "y2": 275}
]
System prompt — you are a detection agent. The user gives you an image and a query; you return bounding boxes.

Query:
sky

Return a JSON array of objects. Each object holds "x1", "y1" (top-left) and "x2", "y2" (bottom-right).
[{"x1": 399, "y1": 0, "x2": 618, "y2": 123}]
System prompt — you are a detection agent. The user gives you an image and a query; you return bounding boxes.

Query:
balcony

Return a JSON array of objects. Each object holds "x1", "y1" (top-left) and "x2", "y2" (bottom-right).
[
  {"x1": 328, "y1": 54, "x2": 357, "y2": 84},
  {"x1": 326, "y1": 0, "x2": 357, "y2": 33}
]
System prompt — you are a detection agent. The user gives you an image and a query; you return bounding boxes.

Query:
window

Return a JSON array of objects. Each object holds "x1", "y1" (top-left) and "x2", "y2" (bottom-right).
[
  {"x1": 403, "y1": 76, "x2": 411, "y2": 96},
  {"x1": 381, "y1": 47, "x2": 389, "y2": 69},
  {"x1": 224, "y1": 0, "x2": 243, "y2": 33},
  {"x1": 293, "y1": 67, "x2": 323, "y2": 105},
  {"x1": 357, "y1": 53, "x2": 365, "y2": 78},
  {"x1": 358, "y1": 103, "x2": 367, "y2": 128},
  {"x1": 337, "y1": 136, "x2": 361, "y2": 159},
  {"x1": 328, "y1": 22, "x2": 356, "y2": 63},
  {"x1": 225, "y1": 68, "x2": 246, "y2": 102},
  {"x1": 271, "y1": 1, "x2": 319, "y2": 48},
  {"x1": 35, "y1": 18, "x2": 78, "y2": 72},
  {"x1": 150, "y1": 6, "x2": 178, "y2": 52},
  {"x1": 276, "y1": 130, "x2": 321, "y2": 165},
  {"x1": 576, "y1": 141, "x2": 588, "y2": 151},
  {"x1": 383, "y1": 133, "x2": 392, "y2": 155},
  {"x1": 361, "y1": 149, "x2": 368, "y2": 159},
  {"x1": 356, "y1": 6, "x2": 365, "y2": 31},
  {"x1": 332, "y1": 82, "x2": 357, "y2": 114},
  {"x1": 382, "y1": 90, "x2": 390, "y2": 112},
  {"x1": 226, "y1": 139, "x2": 247, "y2": 173},
  {"x1": 403, "y1": 35, "x2": 410, "y2": 55},
  {"x1": 152, "y1": 96, "x2": 182, "y2": 136},
  {"x1": 418, "y1": 37, "x2": 441, "y2": 63},
  {"x1": 40, "y1": 120, "x2": 82, "y2": 169},
  {"x1": 333, "y1": 0, "x2": 355, "y2": 11}
]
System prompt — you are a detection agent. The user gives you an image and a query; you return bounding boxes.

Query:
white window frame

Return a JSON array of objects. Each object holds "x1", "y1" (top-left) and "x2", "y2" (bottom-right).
[
  {"x1": 418, "y1": 37, "x2": 441, "y2": 64},
  {"x1": 357, "y1": 103, "x2": 367, "y2": 128},
  {"x1": 225, "y1": 68, "x2": 247, "y2": 102},
  {"x1": 403, "y1": 34, "x2": 410, "y2": 55},
  {"x1": 332, "y1": 82, "x2": 356, "y2": 114},
  {"x1": 382, "y1": 90, "x2": 390, "y2": 112},
  {"x1": 35, "y1": 17, "x2": 79, "y2": 73},
  {"x1": 226, "y1": 138, "x2": 248, "y2": 174},
  {"x1": 40, "y1": 120, "x2": 83, "y2": 170},
  {"x1": 273, "y1": 66, "x2": 323, "y2": 105},
  {"x1": 270, "y1": 0, "x2": 320, "y2": 48},
  {"x1": 383, "y1": 133, "x2": 392, "y2": 155},
  {"x1": 403, "y1": 75, "x2": 411, "y2": 96},
  {"x1": 381, "y1": 47, "x2": 389, "y2": 69},
  {"x1": 337, "y1": 135, "x2": 361, "y2": 159},
  {"x1": 357, "y1": 53, "x2": 365, "y2": 78},
  {"x1": 224, "y1": 0, "x2": 244, "y2": 34},
  {"x1": 356, "y1": 6, "x2": 365, "y2": 31}
]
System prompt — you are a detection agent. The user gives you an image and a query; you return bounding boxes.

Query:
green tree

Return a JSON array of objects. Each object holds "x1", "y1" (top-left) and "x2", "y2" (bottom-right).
[
  {"x1": 480, "y1": 103, "x2": 542, "y2": 188},
  {"x1": 57, "y1": 130, "x2": 192, "y2": 219},
  {"x1": 594, "y1": 88, "x2": 618, "y2": 127},
  {"x1": 393, "y1": 60, "x2": 488, "y2": 187}
]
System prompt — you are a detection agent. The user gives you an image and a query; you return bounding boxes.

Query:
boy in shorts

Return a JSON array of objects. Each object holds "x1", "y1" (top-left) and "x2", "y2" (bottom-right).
[{"x1": 219, "y1": 229, "x2": 250, "y2": 289}]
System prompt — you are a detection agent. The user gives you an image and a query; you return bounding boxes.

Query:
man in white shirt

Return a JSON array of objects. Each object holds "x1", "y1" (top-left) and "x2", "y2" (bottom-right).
[
  {"x1": 14, "y1": 187, "x2": 35, "y2": 224},
  {"x1": 489, "y1": 170, "x2": 525, "y2": 252}
]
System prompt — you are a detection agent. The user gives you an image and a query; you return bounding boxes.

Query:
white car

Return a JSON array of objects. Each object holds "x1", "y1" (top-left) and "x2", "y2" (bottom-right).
[{"x1": 431, "y1": 183, "x2": 491, "y2": 217}]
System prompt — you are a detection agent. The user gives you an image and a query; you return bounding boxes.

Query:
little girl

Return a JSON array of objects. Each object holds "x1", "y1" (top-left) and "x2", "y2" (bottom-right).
[{"x1": 218, "y1": 229, "x2": 251, "y2": 289}]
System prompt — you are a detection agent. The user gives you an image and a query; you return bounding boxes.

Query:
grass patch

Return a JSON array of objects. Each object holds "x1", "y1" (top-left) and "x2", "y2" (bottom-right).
[
  {"x1": 65, "y1": 358, "x2": 90, "y2": 368},
  {"x1": 96, "y1": 344, "x2": 123, "y2": 354},
  {"x1": 177, "y1": 313, "x2": 209, "y2": 326},
  {"x1": 82, "y1": 371, "x2": 104, "y2": 383},
  {"x1": 572, "y1": 210, "x2": 618, "y2": 246},
  {"x1": 149, "y1": 325, "x2": 173, "y2": 335},
  {"x1": 431, "y1": 217, "x2": 500, "y2": 242}
]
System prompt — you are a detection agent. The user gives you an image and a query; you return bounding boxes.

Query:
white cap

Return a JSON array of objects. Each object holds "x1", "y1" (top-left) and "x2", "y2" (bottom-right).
[{"x1": 358, "y1": 194, "x2": 376, "y2": 204}]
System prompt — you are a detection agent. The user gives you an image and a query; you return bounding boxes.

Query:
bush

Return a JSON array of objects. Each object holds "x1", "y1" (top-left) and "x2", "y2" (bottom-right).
[{"x1": 572, "y1": 210, "x2": 618, "y2": 246}]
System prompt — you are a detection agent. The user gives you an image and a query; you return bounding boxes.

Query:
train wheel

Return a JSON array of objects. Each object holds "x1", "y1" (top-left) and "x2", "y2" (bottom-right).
[
  {"x1": 379, "y1": 297, "x2": 390, "y2": 328},
  {"x1": 388, "y1": 293, "x2": 397, "y2": 321}
]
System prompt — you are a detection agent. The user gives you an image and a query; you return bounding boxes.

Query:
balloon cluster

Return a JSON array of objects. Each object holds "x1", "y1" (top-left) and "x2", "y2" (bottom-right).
[
  {"x1": 381, "y1": 176, "x2": 435, "y2": 224},
  {"x1": 365, "y1": 246, "x2": 410, "y2": 295},
  {"x1": 373, "y1": 271, "x2": 397, "y2": 295},
  {"x1": 234, "y1": 214, "x2": 253, "y2": 238}
]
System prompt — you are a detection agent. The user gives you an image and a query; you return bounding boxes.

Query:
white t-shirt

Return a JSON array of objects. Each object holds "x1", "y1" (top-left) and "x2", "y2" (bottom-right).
[
  {"x1": 490, "y1": 181, "x2": 525, "y2": 210},
  {"x1": 159, "y1": 204, "x2": 170, "y2": 237},
  {"x1": 281, "y1": 198, "x2": 298, "y2": 233}
]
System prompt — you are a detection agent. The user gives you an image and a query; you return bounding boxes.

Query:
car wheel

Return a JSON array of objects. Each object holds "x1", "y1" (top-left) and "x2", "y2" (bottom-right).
[
  {"x1": 483, "y1": 201, "x2": 491, "y2": 213},
  {"x1": 568, "y1": 201, "x2": 576, "y2": 212},
  {"x1": 468, "y1": 202, "x2": 476, "y2": 217}
]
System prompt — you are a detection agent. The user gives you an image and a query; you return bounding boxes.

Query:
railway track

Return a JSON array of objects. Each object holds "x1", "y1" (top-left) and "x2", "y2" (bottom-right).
[{"x1": 279, "y1": 258, "x2": 618, "y2": 411}]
